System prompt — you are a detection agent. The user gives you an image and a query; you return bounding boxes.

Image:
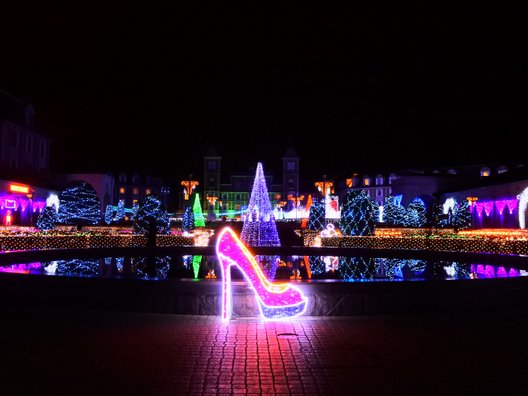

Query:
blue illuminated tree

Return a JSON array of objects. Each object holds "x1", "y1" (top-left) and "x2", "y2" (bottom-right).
[
  {"x1": 405, "y1": 199, "x2": 427, "y2": 228},
  {"x1": 383, "y1": 195, "x2": 405, "y2": 226},
  {"x1": 36, "y1": 205, "x2": 57, "y2": 231},
  {"x1": 114, "y1": 199, "x2": 125, "y2": 222},
  {"x1": 130, "y1": 201, "x2": 139, "y2": 221},
  {"x1": 241, "y1": 162, "x2": 281, "y2": 247},
  {"x1": 182, "y1": 204, "x2": 195, "y2": 233},
  {"x1": 58, "y1": 180, "x2": 101, "y2": 229},
  {"x1": 307, "y1": 198, "x2": 326, "y2": 231},
  {"x1": 133, "y1": 194, "x2": 170, "y2": 235},
  {"x1": 339, "y1": 190, "x2": 375, "y2": 236},
  {"x1": 452, "y1": 200, "x2": 472, "y2": 231},
  {"x1": 104, "y1": 204, "x2": 114, "y2": 225}
]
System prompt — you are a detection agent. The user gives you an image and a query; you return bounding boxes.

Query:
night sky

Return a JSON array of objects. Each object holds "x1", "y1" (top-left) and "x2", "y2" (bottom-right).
[{"x1": 2, "y1": 3, "x2": 525, "y2": 183}]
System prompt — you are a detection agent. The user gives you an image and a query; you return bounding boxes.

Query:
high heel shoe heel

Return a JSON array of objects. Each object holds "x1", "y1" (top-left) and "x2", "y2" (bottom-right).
[{"x1": 216, "y1": 227, "x2": 307, "y2": 321}]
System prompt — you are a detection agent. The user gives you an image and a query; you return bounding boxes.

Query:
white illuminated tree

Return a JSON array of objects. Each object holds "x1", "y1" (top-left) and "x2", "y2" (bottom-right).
[{"x1": 241, "y1": 162, "x2": 280, "y2": 247}]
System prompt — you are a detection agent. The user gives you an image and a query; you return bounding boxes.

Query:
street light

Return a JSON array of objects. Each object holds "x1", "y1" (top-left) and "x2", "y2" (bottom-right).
[{"x1": 181, "y1": 174, "x2": 199, "y2": 201}]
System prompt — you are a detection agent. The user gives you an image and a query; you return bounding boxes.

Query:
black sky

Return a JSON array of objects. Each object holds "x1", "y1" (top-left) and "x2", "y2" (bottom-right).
[{"x1": 1, "y1": 2, "x2": 526, "y2": 182}]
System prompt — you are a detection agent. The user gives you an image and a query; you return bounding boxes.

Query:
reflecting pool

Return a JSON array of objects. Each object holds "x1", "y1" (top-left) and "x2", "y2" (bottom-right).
[{"x1": 1, "y1": 255, "x2": 527, "y2": 282}]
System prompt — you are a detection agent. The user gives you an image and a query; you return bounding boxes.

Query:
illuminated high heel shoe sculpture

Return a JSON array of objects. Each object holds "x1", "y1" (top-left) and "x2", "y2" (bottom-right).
[{"x1": 216, "y1": 227, "x2": 308, "y2": 322}]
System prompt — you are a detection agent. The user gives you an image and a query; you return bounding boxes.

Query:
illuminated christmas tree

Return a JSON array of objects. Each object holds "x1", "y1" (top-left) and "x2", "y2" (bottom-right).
[
  {"x1": 132, "y1": 194, "x2": 170, "y2": 234},
  {"x1": 404, "y1": 199, "x2": 427, "y2": 228},
  {"x1": 36, "y1": 205, "x2": 57, "y2": 231},
  {"x1": 58, "y1": 180, "x2": 101, "y2": 229},
  {"x1": 104, "y1": 204, "x2": 114, "y2": 225},
  {"x1": 114, "y1": 199, "x2": 125, "y2": 222},
  {"x1": 241, "y1": 162, "x2": 281, "y2": 247},
  {"x1": 339, "y1": 190, "x2": 375, "y2": 236},
  {"x1": 307, "y1": 197, "x2": 325, "y2": 231},
  {"x1": 452, "y1": 200, "x2": 472, "y2": 231},
  {"x1": 192, "y1": 193, "x2": 206, "y2": 227},
  {"x1": 182, "y1": 204, "x2": 195, "y2": 233}
]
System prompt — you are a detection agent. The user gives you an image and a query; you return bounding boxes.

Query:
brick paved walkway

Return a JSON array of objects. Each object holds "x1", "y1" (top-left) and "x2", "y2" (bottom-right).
[{"x1": 1, "y1": 307, "x2": 527, "y2": 395}]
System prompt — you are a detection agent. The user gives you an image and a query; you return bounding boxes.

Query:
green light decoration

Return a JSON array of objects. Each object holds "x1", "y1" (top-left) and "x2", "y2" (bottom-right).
[
  {"x1": 192, "y1": 193, "x2": 206, "y2": 227},
  {"x1": 192, "y1": 255, "x2": 202, "y2": 278}
]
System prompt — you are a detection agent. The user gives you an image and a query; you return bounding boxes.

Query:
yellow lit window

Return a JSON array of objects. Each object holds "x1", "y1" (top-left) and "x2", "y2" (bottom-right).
[
  {"x1": 364, "y1": 178, "x2": 370, "y2": 186},
  {"x1": 133, "y1": 188, "x2": 139, "y2": 195},
  {"x1": 482, "y1": 170, "x2": 490, "y2": 177},
  {"x1": 346, "y1": 178, "x2": 353, "y2": 188},
  {"x1": 119, "y1": 187, "x2": 125, "y2": 194},
  {"x1": 146, "y1": 188, "x2": 151, "y2": 195}
]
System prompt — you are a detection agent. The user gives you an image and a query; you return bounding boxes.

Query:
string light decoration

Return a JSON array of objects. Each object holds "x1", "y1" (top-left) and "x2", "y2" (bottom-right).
[
  {"x1": 132, "y1": 195, "x2": 170, "y2": 235},
  {"x1": 383, "y1": 195, "x2": 405, "y2": 226},
  {"x1": 36, "y1": 205, "x2": 57, "y2": 231},
  {"x1": 49, "y1": 259, "x2": 100, "y2": 276},
  {"x1": 405, "y1": 199, "x2": 427, "y2": 228},
  {"x1": 307, "y1": 256, "x2": 326, "y2": 275},
  {"x1": 104, "y1": 205, "x2": 114, "y2": 225},
  {"x1": 340, "y1": 190, "x2": 375, "y2": 236},
  {"x1": 131, "y1": 201, "x2": 139, "y2": 221},
  {"x1": 132, "y1": 256, "x2": 170, "y2": 279},
  {"x1": 192, "y1": 193, "x2": 206, "y2": 227},
  {"x1": 114, "y1": 200, "x2": 126, "y2": 222},
  {"x1": 241, "y1": 162, "x2": 281, "y2": 248},
  {"x1": 338, "y1": 257, "x2": 376, "y2": 280},
  {"x1": 518, "y1": 187, "x2": 528, "y2": 229},
  {"x1": 451, "y1": 200, "x2": 472, "y2": 231},
  {"x1": 182, "y1": 204, "x2": 195, "y2": 233},
  {"x1": 307, "y1": 197, "x2": 326, "y2": 231},
  {"x1": 57, "y1": 180, "x2": 101, "y2": 229}
]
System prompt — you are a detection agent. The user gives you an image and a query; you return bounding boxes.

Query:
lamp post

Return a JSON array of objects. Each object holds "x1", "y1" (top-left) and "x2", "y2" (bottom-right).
[{"x1": 181, "y1": 174, "x2": 199, "y2": 201}]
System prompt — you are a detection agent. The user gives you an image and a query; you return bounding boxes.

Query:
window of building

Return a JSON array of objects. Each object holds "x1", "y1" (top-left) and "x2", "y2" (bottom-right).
[
  {"x1": 133, "y1": 188, "x2": 139, "y2": 195},
  {"x1": 235, "y1": 194, "x2": 241, "y2": 200},
  {"x1": 286, "y1": 161, "x2": 296, "y2": 171},
  {"x1": 207, "y1": 160, "x2": 217, "y2": 170},
  {"x1": 132, "y1": 174, "x2": 140, "y2": 184},
  {"x1": 375, "y1": 175, "x2": 384, "y2": 185},
  {"x1": 10, "y1": 158, "x2": 18, "y2": 169},
  {"x1": 377, "y1": 189, "x2": 382, "y2": 196},
  {"x1": 447, "y1": 169, "x2": 457, "y2": 175},
  {"x1": 388, "y1": 173, "x2": 397, "y2": 185},
  {"x1": 364, "y1": 177, "x2": 370, "y2": 186},
  {"x1": 9, "y1": 130, "x2": 18, "y2": 147},
  {"x1": 480, "y1": 167, "x2": 490, "y2": 177},
  {"x1": 39, "y1": 141, "x2": 46, "y2": 156},
  {"x1": 119, "y1": 187, "x2": 125, "y2": 194},
  {"x1": 288, "y1": 178, "x2": 294, "y2": 183},
  {"x1": 145, "y1": 188, "x2": 151, "y2": 195},
  {"x1": 119, "y1": 173, "x2": 127, "y2": 183},
  {"x1": 26, "y1": 136, "x2": 33, "y2": 153},
  {"x1": 497, "y1": 165, "x2": 508, "y2": 174}
]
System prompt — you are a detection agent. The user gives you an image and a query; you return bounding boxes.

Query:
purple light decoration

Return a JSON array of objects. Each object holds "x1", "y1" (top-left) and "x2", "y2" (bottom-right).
[
  {"x1": 475, "y1": 202, "x2": 485, "y2": 217},
  {"x1": 216, "y1": 227, "x2": 307, "y2": 322},
  {"x1": 505, "y1": 199, "x2": 518, "y2": 215},
  {"x1": 509, "y1": 268, "x2": 520, "y2": 277},
  {"x1": 483, "y1": 202, "x2": 494, "y2": 216},
  {"x1": 496, "y1": 267, "x2": 507, "y2": 277},
  {"x1": 495, "y1": 201, "x2": 507, "y2": 216}
]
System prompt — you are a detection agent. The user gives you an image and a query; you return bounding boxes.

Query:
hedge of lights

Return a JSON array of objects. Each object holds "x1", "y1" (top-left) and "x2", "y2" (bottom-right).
[
  {"x1": 321, "y1": 228, "x2": 528, "y2": 256},
  {"x1": 0, "y1": 234, "x2": 196, "y2": 251}
]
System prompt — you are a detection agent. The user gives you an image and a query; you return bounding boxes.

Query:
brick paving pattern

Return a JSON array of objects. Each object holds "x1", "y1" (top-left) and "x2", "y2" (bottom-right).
[{"x1": 1, "y1": 307, "x2": 527, "y2": 395}]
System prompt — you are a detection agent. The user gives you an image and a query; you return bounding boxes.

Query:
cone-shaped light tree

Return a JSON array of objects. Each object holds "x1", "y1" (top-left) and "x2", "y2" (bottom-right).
[
  {"x1": 192, "y1": 193, "x2": 206, "y2": 227},
  {"x1": 57, "y1": 180, "x2": 101, "y2": 230},
  {"x1": 241, "y1": 162, "x2": 281, "y2": 247}
]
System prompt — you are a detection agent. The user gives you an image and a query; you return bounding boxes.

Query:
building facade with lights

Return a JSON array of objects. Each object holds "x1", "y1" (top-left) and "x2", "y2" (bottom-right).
[
  {"x1": 0, "y1": 90, "x2": 50, "y2": 176},
  {"x1": 201, "y1": 147, "x2": 301, "y2": 220},
  {"x1": 0, "y1": 179, "x2": 57, "y2": 226}
]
